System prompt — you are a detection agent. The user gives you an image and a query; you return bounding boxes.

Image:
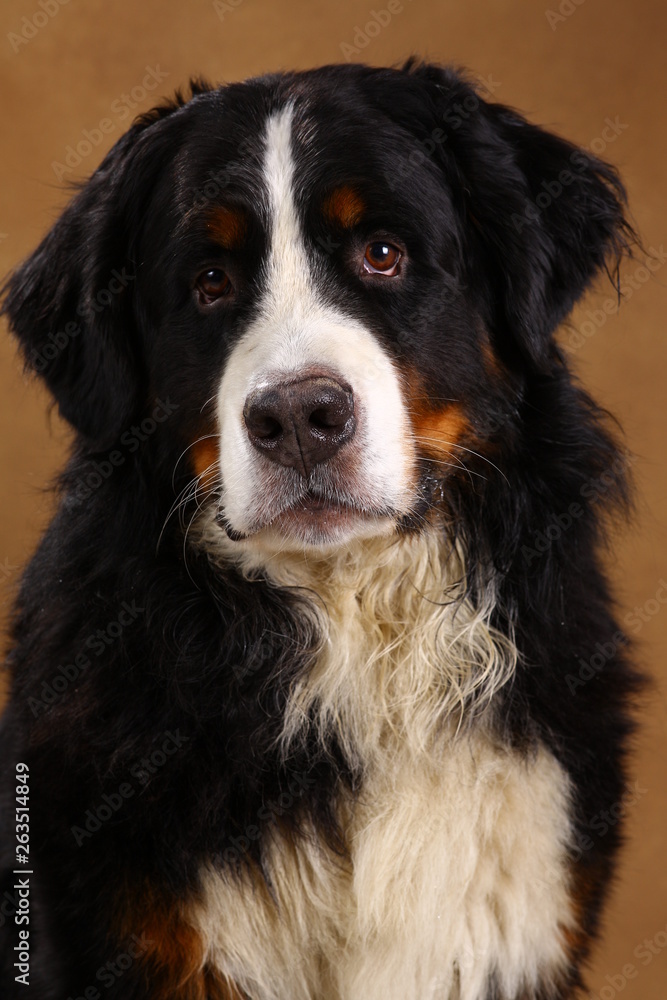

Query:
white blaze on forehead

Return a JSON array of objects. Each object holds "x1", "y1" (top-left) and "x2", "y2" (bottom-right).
[
  {"x1": 215, "y1": 103, "x2": 414, "y2": 542},
  {"x1": 261, "y1": 105, "x2": 314, "y2": 326}
]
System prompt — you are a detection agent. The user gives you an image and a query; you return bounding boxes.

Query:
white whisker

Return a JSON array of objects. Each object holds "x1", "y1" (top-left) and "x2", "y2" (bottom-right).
[{"x1": 414, "y1": 435, "x2": 510, "y2": 485}]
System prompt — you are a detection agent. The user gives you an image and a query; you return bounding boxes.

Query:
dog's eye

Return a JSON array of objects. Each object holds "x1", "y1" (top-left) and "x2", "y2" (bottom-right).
[
  {"x1": 195, "y1": 268, "x2": 233, "y2": 303},
  {"x1": 362, "y1": 242, "x2": 401, "y2": 276}
]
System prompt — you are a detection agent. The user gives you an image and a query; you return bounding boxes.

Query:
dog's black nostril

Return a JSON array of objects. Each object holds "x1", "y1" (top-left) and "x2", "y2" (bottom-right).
[
  {"x1": 249, "y1": 413, "x2": 283, "y2": 440},
  {"x1": 309, "y1": 398, "x2": 349, "y2": 430},
  {"x1": 243, "y1": 389, "x2": 286, "y2": 441},
  {"x1": 244, "y1": 376, "x2": 356, "y2": 477},
  {"x1": 310, "y1": 408, "x2": 332, "y2": 430}
]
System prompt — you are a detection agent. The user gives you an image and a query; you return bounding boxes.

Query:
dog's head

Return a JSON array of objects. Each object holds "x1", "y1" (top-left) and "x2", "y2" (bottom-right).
[{"x1": 3, "y1": 62, "x2": 633, "y2": 553}]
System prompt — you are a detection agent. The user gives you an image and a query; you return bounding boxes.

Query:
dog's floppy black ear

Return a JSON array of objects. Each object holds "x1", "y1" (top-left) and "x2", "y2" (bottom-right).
[
  {"x1": 2, "y1": 101, "x2": 184, "y2": 449},
  {"x1": 405, "y1": 64, "x2": 636, "y2": 367}
]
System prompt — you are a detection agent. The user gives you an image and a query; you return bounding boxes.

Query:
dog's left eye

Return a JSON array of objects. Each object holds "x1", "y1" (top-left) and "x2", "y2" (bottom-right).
[
  {"x1": 195, "y1": 268, "x2": 233, "y2": 304},
  {"x1": 362, "y1": 242, "x2": 402, "y2": 276}
]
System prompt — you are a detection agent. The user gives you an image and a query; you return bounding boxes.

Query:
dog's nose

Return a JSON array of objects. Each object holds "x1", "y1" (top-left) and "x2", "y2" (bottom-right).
[{"x1": 243, "y1": 376, "x2": 356, "y2": 476}]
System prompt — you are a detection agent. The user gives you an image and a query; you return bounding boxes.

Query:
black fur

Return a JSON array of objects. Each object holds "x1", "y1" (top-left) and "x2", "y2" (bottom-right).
[{"x1": 0, "y1": 61, "x2": 640, "y2": 999}]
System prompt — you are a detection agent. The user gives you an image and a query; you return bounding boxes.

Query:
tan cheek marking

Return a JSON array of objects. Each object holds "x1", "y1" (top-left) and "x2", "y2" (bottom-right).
[
  {"x1": 411, "y1": 402, "x2": 471, "y2": 460},
  {"x1": 206, "y1": 205, "x2": 248, "y2": 249},
  {"x1": 322, "y1": 185, "x2": 365, "y2": 228},
  {"x1": 191, "y1": 437, "x2": 220, "y2": 487}
]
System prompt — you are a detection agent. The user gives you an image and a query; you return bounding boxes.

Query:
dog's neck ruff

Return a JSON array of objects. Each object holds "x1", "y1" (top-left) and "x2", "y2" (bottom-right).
[{"x1": 198, "y1": 521, "x2": 518, "y2": 769}]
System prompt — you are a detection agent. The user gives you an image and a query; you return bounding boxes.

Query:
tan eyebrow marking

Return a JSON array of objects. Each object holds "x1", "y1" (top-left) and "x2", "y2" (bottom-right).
[
  {"x1": 321, "y1": 185, "x2": 365, "y2": 229},
  {"x1": 206, "y1": 205, "x2": 248, "y2": 249}
]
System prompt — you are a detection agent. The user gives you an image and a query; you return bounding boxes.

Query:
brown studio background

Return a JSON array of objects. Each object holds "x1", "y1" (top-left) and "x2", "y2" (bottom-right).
[{"x1": 1, "y1": 0, "x2": 665, "y2": 996}]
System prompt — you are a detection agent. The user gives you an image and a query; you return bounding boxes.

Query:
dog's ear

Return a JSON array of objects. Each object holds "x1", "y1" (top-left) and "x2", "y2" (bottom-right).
[
  {"x1": 2, "y1": 99, "x2": 185, "y2": 449},
  {"x1": 403, "y1": 64, "x2": 636, "y2": 368}
]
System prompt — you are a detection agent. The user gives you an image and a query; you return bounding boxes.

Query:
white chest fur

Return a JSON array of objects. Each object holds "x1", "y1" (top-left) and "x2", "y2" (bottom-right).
[
  {"x1": 193, "y1": 734, "x2": 574, "y2": 1000},
  {"x1": 193, "y1": 532, "x2": 576, "y2": 998}
]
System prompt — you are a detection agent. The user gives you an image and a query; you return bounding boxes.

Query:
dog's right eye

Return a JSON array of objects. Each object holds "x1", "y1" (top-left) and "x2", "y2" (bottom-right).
[
  {"x1": 195, "y1": 268, "x2": 233, "y2": 304},
  {"x1": 361, "y1": 242, "x2": 402, "y2": 276}
]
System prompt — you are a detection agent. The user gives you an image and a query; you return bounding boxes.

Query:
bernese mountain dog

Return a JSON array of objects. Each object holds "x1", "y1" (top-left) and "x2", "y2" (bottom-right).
[{"x1": 0, "y1": 61, "x2": 640, "y2": 1000}]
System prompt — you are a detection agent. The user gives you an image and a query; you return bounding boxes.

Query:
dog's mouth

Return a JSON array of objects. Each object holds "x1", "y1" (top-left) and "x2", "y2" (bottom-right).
[
  {"x1": 214, "y1": 457, "x2": 454, "y2": 546},
  {"x1": 217, "y1": 487, "x2": 399, "y2": 544},
  {"x1": 273, "y1": 489, "x2": 390, "y2": 532}
]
